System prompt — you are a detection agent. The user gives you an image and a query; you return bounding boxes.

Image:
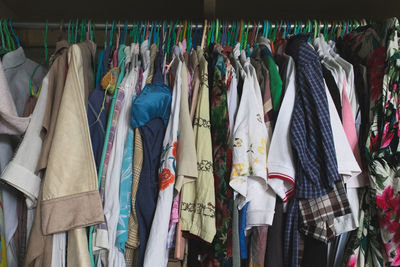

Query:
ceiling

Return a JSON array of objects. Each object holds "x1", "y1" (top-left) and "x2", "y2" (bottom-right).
[{"x1": 1, "y1": 0, "x2": 400, "y2": 21}]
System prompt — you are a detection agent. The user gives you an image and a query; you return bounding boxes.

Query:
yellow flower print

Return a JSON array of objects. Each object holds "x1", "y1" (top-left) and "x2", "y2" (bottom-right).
[
  {"x1": 257, "y1": 138, "x2": 266, "y2": 155},
  {"x1": 234, "y1": 138, "x2": 243, "y2": 147},
  {"x1": 232, "y1": 163, "x2": 245, "y2": 177}
]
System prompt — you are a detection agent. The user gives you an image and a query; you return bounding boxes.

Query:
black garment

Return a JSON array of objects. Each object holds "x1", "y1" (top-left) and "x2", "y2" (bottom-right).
[
  {"x1": 265, "y1": 197, "x2": 284, "y2": 267},
  {"x1": 322, "y1": 65, "x2": 342, "y2": 121},
  {"x1": 135, "y1": 118, "x2": 166, "y2": 267},
  {"x1": 275, "y1": 54, "x2": 290, "y2": 94},
  {"x1": 301, "y1": 235, "x2": 328, "y2": 267},
  {"x1": 87, "y1": 46, "x2": 112, "y2": 170}
]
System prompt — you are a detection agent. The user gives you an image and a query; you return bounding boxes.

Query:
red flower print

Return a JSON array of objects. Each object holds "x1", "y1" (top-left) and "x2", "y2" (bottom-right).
[
  {"x1": 381, "y1": 122, "x2": 395, "y2": 149},
  {"x1": 347, "y1": 254, "x2": 357, "y2": 267},
  {"x1": 172, "y1": 141, "x2": 178, "y2": 159},
  {"x1": 376, "y1": 186, "x2": 400, "y2": 244},
  {"x1": 159, "y1": 168, "x2": 174, "y2": 191}
]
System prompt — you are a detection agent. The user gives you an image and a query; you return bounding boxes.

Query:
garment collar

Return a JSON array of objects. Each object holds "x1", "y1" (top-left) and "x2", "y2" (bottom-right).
[{"x1": 2, "y1": 47, "x2": 26, "y2": 70}]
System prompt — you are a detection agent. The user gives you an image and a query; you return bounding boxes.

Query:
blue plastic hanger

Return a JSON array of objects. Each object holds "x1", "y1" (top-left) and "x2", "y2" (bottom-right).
[{"x1": 9, "y1": 19, "x2": 20, "y2": 48}]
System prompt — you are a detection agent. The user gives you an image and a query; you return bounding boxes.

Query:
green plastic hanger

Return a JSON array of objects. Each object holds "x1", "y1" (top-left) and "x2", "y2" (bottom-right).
[
  {"x1": 0, "y1": 20, "x2": 8, "y2": 55},
  {"x1": 2, "y1": 19, "x2": 12, "y2": 51},
  {"x1": 242, "y1": 21, "x2": 250, "y2": 50},
  {"x1": 226, "y1": 22, "x2": 232, "y2": 47},
  {"x1": 215, "y1": 20, "x2": 220, "y2": 44},
  {"x1": 0, "y1": 20, "x2": 5, "y2": 52},
  {"x1": 207, "y1": 20, "x2": 213, "y2": 46},
  {"x1": 313, "y1": 20, "x2": 318, "y2": 40},
  {"x1": 109, "y1": 21, "x2": 116, "y2": 47},
  {"x1": 6, "y1": 20, "x2": 15, "y2": 50},
  {"x1": 129, "y1": 22, "x2": 134, "y2": 44},
  {"x1": 323, "y1": 21, "x2": 328, "y2": 40},
  {"x1": 230, "y1": 21, "x2": 236, "y2": 45},
  {"x1": 172, "y1": 20, "x2": 178, "y2": 48}
]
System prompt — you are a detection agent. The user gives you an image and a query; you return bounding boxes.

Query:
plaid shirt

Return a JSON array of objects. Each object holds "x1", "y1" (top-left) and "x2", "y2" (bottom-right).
[
  {"x1": 299, "y1": 180, "x2": 351, "y2": 243},
  {"x1": 284, "y1": 34, "x2": 341, "y2": 267}
]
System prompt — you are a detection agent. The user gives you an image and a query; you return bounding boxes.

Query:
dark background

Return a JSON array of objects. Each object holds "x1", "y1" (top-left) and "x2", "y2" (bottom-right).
[
  {"x1": 1, "y1": 0, "x2": 399, "y2": 62},
  {"x1": 1, "y1": 0, "x2": 399, "y2": 21}
]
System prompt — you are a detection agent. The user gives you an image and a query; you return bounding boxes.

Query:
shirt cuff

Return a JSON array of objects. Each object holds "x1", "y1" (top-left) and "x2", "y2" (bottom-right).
[{"x1": 1, "y1": 161, "x2": 41, "y2": 208}]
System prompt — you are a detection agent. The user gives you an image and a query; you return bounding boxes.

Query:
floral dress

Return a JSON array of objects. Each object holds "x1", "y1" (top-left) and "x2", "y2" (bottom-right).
[{"x1": 345, "y1": 18, "x2": 400, "y2": 267}]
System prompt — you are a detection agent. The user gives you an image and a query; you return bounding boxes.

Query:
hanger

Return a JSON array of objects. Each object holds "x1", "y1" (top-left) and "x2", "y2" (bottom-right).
[
  {"x1": 80, "y1": 20, "x2": 84, "y2": 42},
  {"x1": 200, "y1": 20, "x2": 207, "y2": 50},
  {"x1": 156, "y1": 21, "x2": 161, "y2": 46},
  {"x1": 120, "y1": 21, "x2": 127, "y2": 45},
  {"x1": 109, "y1": 21, "x2": 116, "y2": 47},
  {"x1": 134, "y1": 22, "x2": 139, "y2": 44},
  {"x1": 74, "y1": 19, "x2": 79, "y2": 44},
  {"x1": 237, "y1": 20, "x2": 243, "y2": 48},
  {"x1": 128, "y1": 22, "x2": 134, "y2": 44},
  {"x1": 341, "y1": 20, "x2": 346, "y2": 38},
  {"x1": 165, "y1": 21, "x2": 172, "y2": 57},
  {"x1": 243, "y1": 21, "x2": 251, "y2": 50},
  {"x1": 0, "y1": 20, "x2": 8, "y2": 55},
  {"x1": 2, "y1": 19, "x2": 12, "y2": 52},
  {"x1": 141, "y1": 21, "x2": 146, "y2": 44},
  {"x1": 233, "y1": 21, "x2": 239, "y2": 45},
  {"x1": 218, "y1": 20, "x2": 223, "y2": 45},
  {"x1": 226, "y1": 22, "x2": 232, "y2": 47},
  {"x1": 206, "y1": 20, "x2": 213, "y2": 46},
  {"x1": 148, "y1": 21, "x2": 154, "y2": 48},
  {"x1": 313, "y1": 20, "x2": 318, "y2": 41},
  {"x1": 270, "y1": 21, "x2": 276, "y2": 42},
  {"x1": 286, "y1": 21, "x2": 292, "y2": 38},
  {"x1": 9, "y1": 19, "x2": 20, "y2": 48},
  {"x1": 250, "y1": 21, "x2": 257, "y2": 47}
]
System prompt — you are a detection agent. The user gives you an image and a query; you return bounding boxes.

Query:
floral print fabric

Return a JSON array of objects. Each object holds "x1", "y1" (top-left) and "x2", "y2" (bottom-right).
[
  {"x1": 366, "y1": 19, "x2": 400, "y2": 266},
  {"x1": 209, "y1": 51, "x2": 233, "y2": 266}
]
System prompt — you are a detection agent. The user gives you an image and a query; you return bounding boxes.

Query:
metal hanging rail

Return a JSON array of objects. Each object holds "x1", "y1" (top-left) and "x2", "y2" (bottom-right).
[{"x1": 10, "y1": 20, "x2": 368, "y2": 30}]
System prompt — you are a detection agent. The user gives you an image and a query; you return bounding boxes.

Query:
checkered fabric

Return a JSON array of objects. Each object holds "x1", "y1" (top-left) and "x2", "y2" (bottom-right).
[
  {"x1": 284, "y1": 34, "x2": 341, "y2": 267},
  {"x1": 299, "y1": 180, "x2": 351, "y2": 243}
]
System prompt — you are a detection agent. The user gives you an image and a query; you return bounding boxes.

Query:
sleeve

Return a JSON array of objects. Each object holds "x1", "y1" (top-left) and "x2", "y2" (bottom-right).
[{"x1": 267, "y1": 63, "x2": 296, "y2": 202}]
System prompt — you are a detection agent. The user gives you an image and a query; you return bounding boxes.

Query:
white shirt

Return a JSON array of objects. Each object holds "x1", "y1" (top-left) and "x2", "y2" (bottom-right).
[
  {"x1": 267, "y1": 56, "x2": 296, "y2": 202},
  {"x1": 230, "y1": 53, "x2": 275, "y2": 227}
]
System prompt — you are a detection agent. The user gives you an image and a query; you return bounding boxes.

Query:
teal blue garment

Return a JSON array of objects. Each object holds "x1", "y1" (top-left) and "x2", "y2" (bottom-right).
[
  {"x1": 131, "y1": 49, "x2": 171, "y2": 128},
  {"x1": 239, "y1": 203, "x2": 248, "y2": 259},
  {"x1": 116, "y1": 80, "x2": 139, "y2": 251},
  {"x1": 130, "y1": 82, "x2": 171, "y2": 128}
]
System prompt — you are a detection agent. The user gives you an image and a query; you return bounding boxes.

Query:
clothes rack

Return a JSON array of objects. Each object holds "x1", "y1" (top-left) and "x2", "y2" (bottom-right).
[{"x1": 11, "y1": 20, "x2": 367, "y2": 30}]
